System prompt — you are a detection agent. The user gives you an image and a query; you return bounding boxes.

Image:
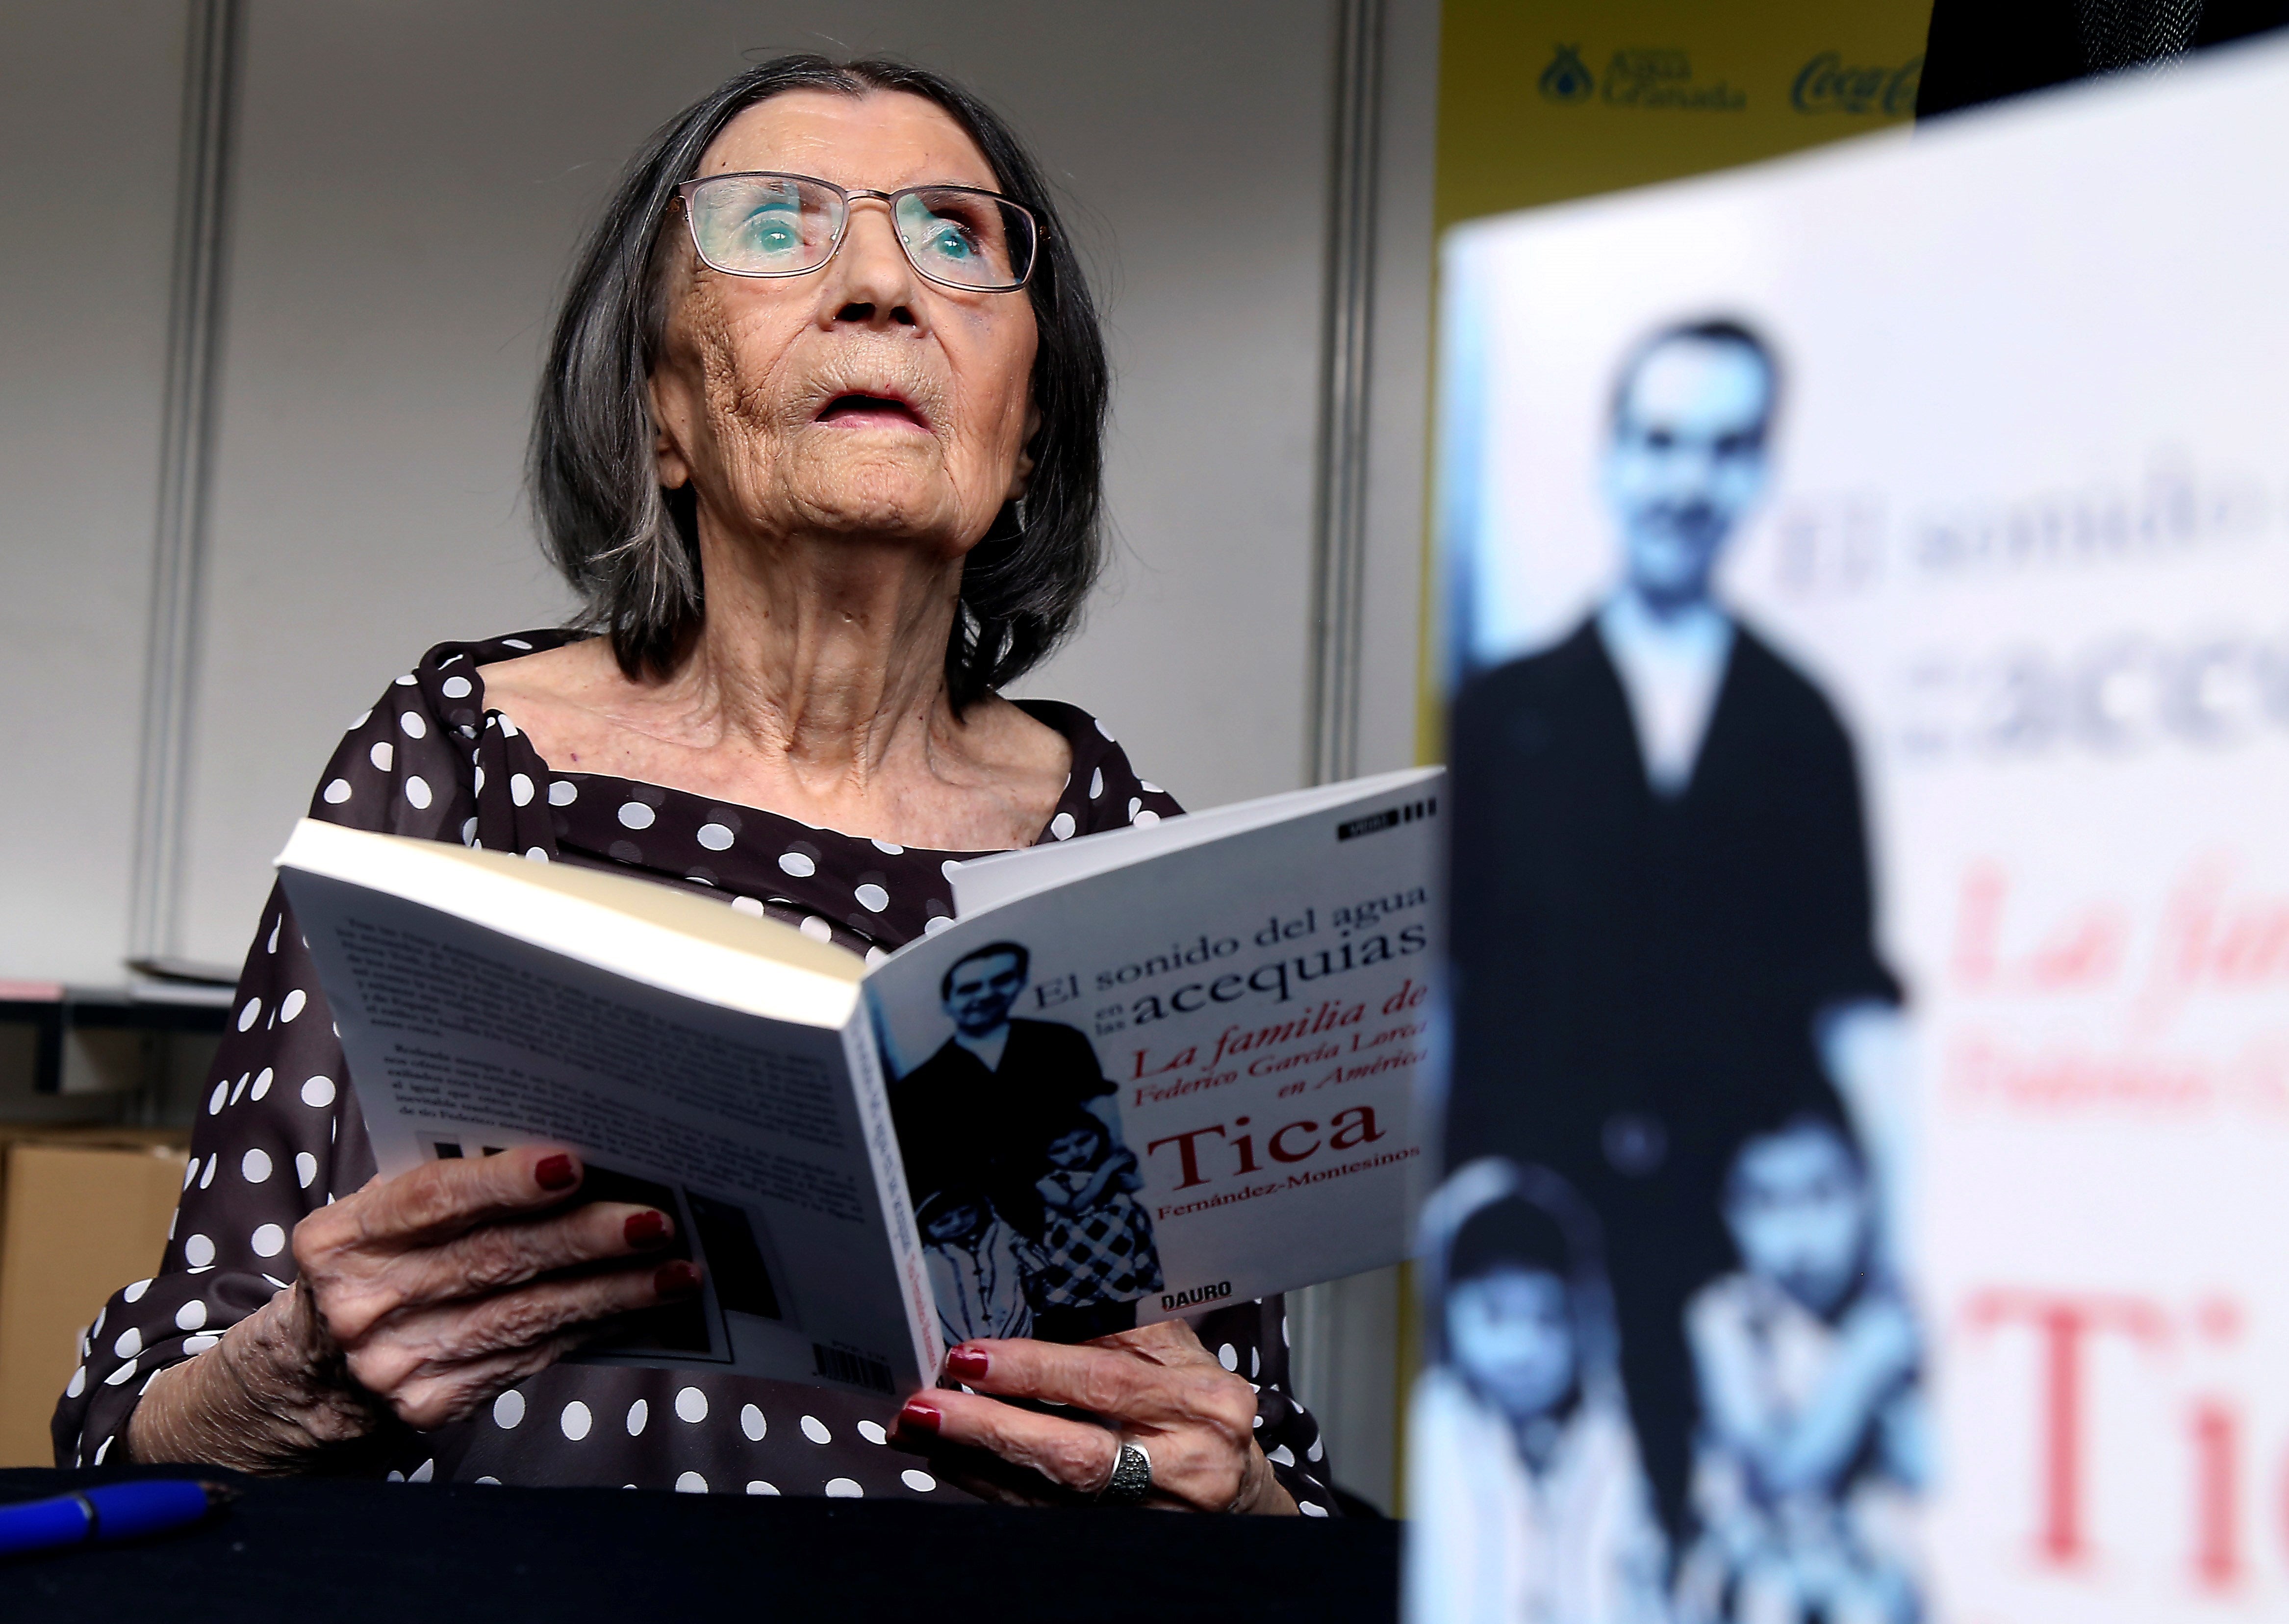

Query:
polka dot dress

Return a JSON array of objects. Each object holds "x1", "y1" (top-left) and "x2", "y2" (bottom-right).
[{"x1": 53, "y1": 631, "x2": 1340, "y2": 1512}]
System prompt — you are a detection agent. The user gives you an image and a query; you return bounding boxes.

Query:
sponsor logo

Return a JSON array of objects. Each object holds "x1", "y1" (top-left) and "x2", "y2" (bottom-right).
[
  {"x1": 1539, "y1": 43, "x2": 1594, "y2": 103},
  {"x1": 1601, "y1": 47, "x2": 1746, "y2": 112},
  {"x1": 1792, "y1": 51, "x2": 1924, "y2": 116}
]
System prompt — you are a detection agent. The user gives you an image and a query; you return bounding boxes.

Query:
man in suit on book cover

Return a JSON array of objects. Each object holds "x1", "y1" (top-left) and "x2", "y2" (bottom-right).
[
  {"x1": 889, "y1": 941, "x2": 1160, "y2": 1339},
  {"x1": 1445, "y1": 318, "x2": 1903, "y2": 1548}
]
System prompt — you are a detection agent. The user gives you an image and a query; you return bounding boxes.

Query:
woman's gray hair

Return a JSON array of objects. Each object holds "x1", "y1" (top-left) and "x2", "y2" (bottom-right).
[{"x1": 530, "y1": 55, "x2": 1109, "y2": 710}]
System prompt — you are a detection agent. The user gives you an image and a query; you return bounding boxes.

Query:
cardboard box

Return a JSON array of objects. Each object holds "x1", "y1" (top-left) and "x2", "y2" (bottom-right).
[{"x1": 0, "y1": 1129, "x2": 189, "y2": 1467}]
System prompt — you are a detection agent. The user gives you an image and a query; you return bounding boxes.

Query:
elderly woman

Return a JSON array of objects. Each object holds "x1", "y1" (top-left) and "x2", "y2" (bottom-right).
[{"x1": 55, "y1": 56, "x2": 1331, "y2": 1516}]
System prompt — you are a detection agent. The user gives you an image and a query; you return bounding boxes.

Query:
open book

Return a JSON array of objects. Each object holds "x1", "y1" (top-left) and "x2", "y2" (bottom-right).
[{"x1": 277, "y1": 766, "x2": 1441, "y2": 1400}]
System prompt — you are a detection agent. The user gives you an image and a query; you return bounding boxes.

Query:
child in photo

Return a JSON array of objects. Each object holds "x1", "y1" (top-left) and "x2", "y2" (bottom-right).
[
  {"x1": 1677, "y1": 1112, "x2": 1924, "y2": 1624},
  {"x1": 1026, "y1": 1113, "x2": 1164, "y2": 1318},
  {"x1": 1407, "y1": 1160, "x2": 1671, "y2": 1624},
  {"x1": 916, "y1": 1186, "x2": 1036, "y2": 1347}
]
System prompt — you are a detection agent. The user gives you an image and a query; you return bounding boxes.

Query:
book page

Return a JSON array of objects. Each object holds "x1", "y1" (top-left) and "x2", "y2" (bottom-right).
[
  {"x1": 281, "y1": 866, "x2": 933, "y2": 1398},
  {"x1": 861, "y1": 773, "x2": 1441, "y2": 1346}
]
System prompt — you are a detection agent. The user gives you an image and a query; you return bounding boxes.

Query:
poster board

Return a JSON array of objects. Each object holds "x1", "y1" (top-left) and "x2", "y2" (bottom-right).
[{"x1": 1423, "y1": 36, "x2": 2289, "y2": 1623}]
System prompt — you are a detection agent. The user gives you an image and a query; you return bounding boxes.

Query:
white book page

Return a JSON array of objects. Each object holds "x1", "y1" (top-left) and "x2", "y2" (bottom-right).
[
  {"x1": 278, "y1": 819, "x2": 862, "y2": 1028},
  {"x1": 278, "y1": 826, "x2": 925, "y2": 1396}
]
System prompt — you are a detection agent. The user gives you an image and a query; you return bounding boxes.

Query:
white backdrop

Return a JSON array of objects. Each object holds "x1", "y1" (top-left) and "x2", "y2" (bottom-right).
[{"x1": 1442, "y1": 38, "x2": 2289, "y2": 1620}]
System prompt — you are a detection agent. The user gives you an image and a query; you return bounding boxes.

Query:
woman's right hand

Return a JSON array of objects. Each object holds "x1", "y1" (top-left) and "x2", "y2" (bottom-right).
[{"x1": 128, "y1": 1145, "x2": 699, "y2": 1471}]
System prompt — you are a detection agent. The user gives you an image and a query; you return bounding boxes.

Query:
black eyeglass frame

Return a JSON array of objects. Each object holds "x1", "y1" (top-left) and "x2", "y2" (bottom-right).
[{"x1": 674, "y1": 170, "x2": 1043, "y2": 294}]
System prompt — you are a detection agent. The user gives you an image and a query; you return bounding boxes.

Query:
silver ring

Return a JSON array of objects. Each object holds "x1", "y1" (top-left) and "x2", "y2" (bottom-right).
[{"x1": 1098, "y1": 1440, "x2": 1153, "y2": 1505}]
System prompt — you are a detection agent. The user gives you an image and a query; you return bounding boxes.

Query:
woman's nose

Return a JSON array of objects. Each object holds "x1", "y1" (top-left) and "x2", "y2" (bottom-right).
[{"x1": 826, "y1": 200, "x2": 922, "y2": 329}]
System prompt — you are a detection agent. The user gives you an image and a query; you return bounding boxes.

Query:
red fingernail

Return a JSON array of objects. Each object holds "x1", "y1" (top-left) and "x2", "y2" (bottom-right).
[
  {"x1": 944, "y1": 1346, "x2": 989, "y2": 1380},
  {"x1": 655, "y1": 1260, "x2": 701, "y2": 1296},
  {"x1": 624, "y1": 1210, "x2": 669, "y2": 1248},
  {"x1": 534, "y1": 1154, "x2": 577, "y2": 1192},
  {"x1": 896, "y1": 1397, "x2": 941, "y2": 1437}
]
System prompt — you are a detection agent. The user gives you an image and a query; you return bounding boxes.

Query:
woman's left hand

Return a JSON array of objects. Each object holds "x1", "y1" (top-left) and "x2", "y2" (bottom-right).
[{"x1": 895, "y1": 1320, "x2": 1299, "y2": 1514}]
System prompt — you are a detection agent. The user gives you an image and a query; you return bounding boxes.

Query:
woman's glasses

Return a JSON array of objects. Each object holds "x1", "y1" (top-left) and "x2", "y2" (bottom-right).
[{"x1": 677, "y1": 171, "x2": 1040, "y2": 293}]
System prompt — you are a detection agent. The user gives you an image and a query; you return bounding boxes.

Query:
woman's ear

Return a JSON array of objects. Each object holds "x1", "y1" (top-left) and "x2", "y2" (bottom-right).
[
  {"x1": 647, "y1": 371, "x2": 693, "y2": 491},
  {"x1": 1005, "y1": 400, "x2": 1044, "y2": 503}
]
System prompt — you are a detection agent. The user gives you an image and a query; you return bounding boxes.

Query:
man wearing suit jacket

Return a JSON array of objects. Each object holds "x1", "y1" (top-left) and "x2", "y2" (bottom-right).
[
  {"x1": 889, "y1": 941, "x2": 1145, "y2": 1338},
  {"x1": 1446, "y1": 320, "x2": 1902, "y2": 1548}
]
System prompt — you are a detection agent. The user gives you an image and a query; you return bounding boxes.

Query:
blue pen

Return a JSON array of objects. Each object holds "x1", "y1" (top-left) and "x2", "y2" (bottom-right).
[{"x1": 0, "y1": 1480, "x2": 231, "y2": 1558}]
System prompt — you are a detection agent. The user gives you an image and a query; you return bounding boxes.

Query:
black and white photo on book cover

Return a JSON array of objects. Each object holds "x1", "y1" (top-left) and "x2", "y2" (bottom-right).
[
  {"x1": 1421, "y1": 38, "x2": 2289, "y2": 1624},
  {"x1": 886, "y1": 936, "x2": 1165, "y2": 1347}
]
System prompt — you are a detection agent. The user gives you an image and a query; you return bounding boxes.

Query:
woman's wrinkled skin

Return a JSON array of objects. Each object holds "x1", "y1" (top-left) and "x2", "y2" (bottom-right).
[{"x1": 129, "y1": 88, "x2": 1294, "y2": 1514}]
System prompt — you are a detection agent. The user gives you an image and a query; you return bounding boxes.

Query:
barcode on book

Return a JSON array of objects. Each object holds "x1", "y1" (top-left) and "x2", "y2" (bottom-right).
[
  {"x1": 1337, "y1": 796, "x2": 1438, "y2": 841},
  {"x1": 813, "y1": 1344, "x2": 894, "y2": 1394}
]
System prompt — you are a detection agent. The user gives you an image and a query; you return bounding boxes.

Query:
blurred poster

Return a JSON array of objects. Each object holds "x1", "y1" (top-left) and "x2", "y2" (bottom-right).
[{"x1": 1417, "y1": 37, "x2": 2289, "y2": 1624}]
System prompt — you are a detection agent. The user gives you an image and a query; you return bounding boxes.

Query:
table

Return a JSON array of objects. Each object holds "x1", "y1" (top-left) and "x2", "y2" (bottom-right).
[
  {"x1": 0, "y1": 1466, "x2": 1399, "y2": 1623},
  {"x1": 0, "y1": 986, "x2": 227, "y2": 1095}
]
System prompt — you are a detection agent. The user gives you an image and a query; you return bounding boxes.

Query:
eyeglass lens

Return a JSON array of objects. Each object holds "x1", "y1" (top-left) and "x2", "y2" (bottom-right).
[{"x1": 685, "y1": 175, "x2": 1035, "y2": 290}]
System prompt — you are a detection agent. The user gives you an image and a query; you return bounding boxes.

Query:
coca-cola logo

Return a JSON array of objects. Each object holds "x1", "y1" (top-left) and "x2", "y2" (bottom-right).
[{"x1": 1792, "y1": 50, "x2": 1924, "y2": 116}]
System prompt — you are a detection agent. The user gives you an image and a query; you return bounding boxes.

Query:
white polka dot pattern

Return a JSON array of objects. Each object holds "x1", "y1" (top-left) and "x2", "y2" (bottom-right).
[{"x1": 53, "y1": 635, "x2": 1348, "y2": 1509}]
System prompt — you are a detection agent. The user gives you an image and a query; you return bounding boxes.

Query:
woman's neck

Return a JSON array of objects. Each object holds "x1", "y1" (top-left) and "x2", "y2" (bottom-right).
[
  {"x1": 673, "y1": 518, "x2": 964, "y2": 790},
  {"x1": 475, "y1": 513, "x2": 1070, "y2": 850}
]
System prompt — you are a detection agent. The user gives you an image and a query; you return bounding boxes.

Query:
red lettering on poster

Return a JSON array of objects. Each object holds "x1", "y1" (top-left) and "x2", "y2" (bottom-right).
[{"x1": 1964, "y1": 1289, "x2": 2170, "y2": 1566}]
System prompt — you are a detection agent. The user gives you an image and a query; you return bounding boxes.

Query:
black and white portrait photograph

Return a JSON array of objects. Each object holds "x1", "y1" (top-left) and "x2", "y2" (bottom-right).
[
  {"x1": 888, "y1": 939, "x2": 1163, "y2": 1343},
  {"x1": 1442, "y1": 312, "x2": 1923, "y2": 1619}
]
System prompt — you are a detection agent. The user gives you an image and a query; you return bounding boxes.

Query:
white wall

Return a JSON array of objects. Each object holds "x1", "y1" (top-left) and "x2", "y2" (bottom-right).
[{"x1": 0, "y1": 1, "x2": 185, "y2": 982}]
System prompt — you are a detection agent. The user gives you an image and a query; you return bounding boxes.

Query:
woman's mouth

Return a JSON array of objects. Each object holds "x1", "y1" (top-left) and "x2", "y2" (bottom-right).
[{"x1": 815, "y1": 392, "x2": 930, "y2": 431}]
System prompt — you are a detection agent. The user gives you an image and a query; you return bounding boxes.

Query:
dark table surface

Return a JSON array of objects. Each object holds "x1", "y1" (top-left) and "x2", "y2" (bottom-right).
[{"x1": 0, "y1": 1466, "x2": 1399, "y2": 1623}]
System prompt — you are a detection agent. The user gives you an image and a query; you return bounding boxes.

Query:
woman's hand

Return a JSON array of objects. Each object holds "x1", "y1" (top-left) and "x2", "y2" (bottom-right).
[
  {"x1": 893, "y1": 1321, "x2": 1298, "y2": 1514},
  {"x1": 129, "y1": 1146, "x2": 697, "y2": 1472}
]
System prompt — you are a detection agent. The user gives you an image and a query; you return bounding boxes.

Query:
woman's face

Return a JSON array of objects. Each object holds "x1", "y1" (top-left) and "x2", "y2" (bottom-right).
[
  {"x1": 1447, "y1": 1266, "x2": 1577, "y2": 1421},
  {"x1": 648, "y1": 89, "x2": 1042, "y2": 557},
  {"x1": 1046, "y1": 1127, "x2": 1098, "y2": 1169}
]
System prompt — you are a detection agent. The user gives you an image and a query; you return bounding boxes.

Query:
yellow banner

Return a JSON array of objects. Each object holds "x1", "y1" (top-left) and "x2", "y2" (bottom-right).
[{"x1": 1435, "y1": 0, "x2": 1934, "y2": 230}]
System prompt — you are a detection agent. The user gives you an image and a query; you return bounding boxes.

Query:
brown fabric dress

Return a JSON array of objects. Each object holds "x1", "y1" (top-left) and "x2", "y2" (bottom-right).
[{"x1": 52, "y1": 631, "x2": 1339, "y2": 1512}]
